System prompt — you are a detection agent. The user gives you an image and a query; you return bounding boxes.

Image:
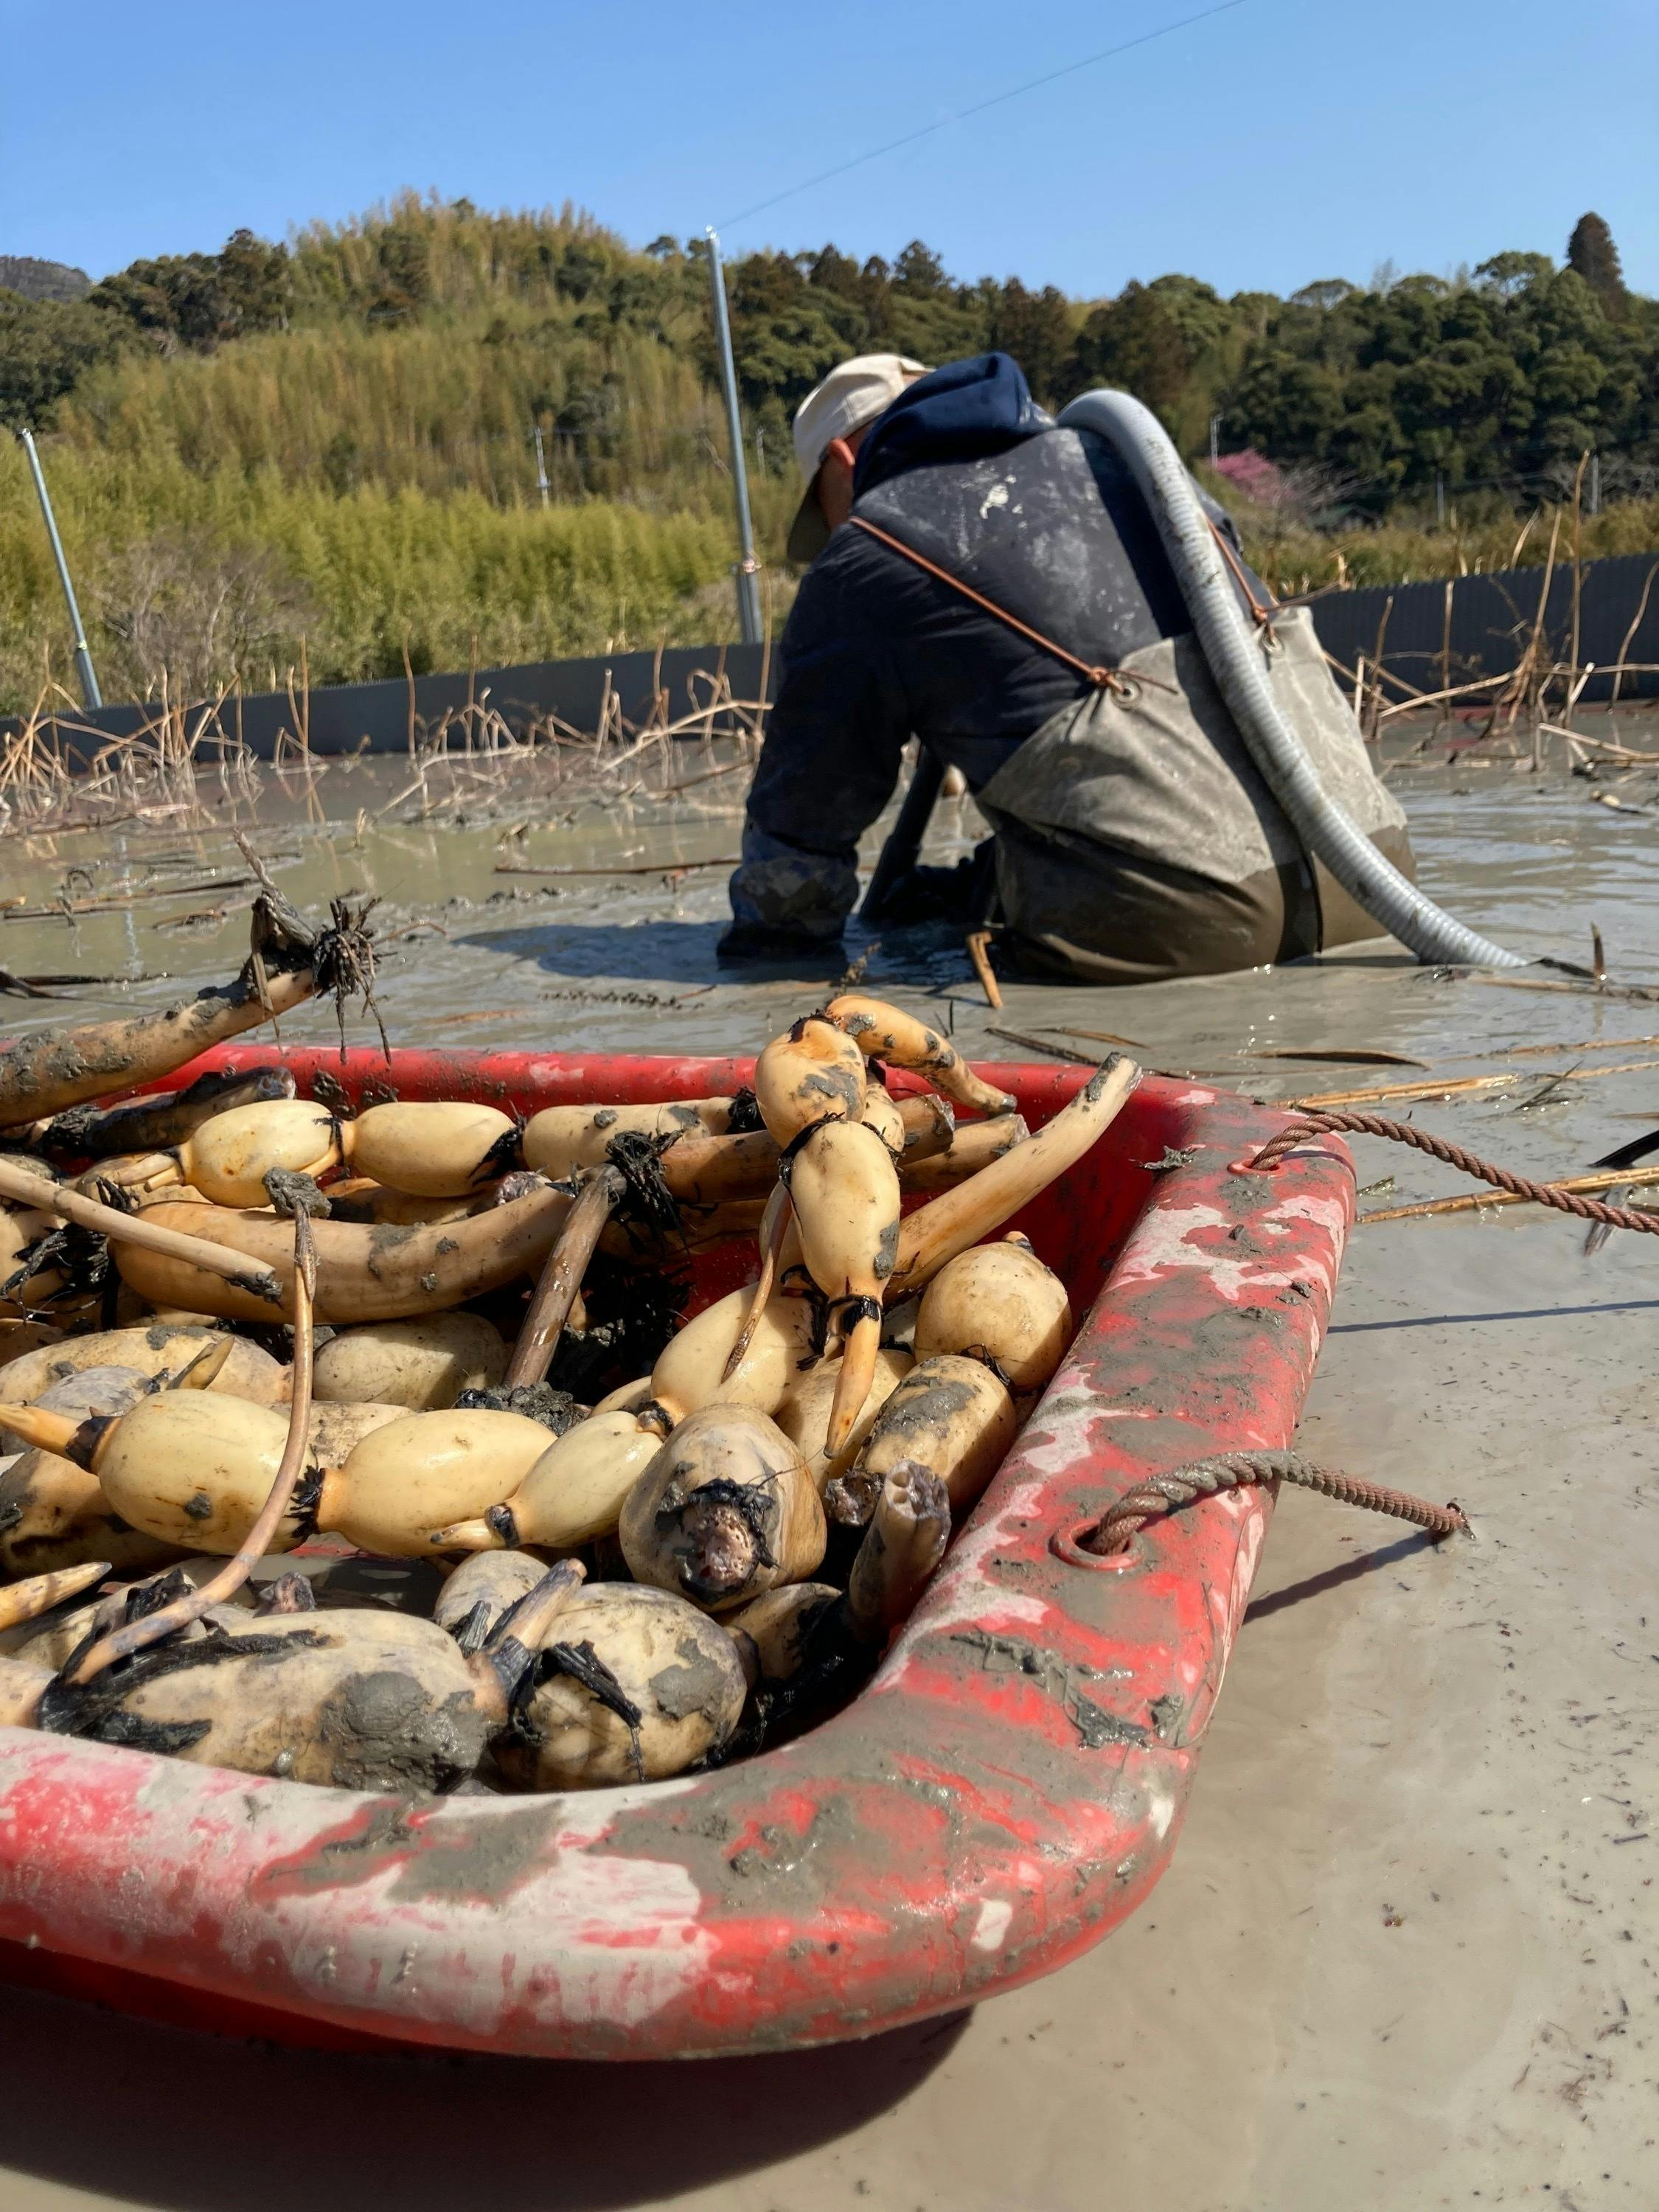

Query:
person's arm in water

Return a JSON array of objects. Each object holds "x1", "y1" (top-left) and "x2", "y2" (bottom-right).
[{"x1": 720, "y1": 554, "x2": 912, "y2": 960}]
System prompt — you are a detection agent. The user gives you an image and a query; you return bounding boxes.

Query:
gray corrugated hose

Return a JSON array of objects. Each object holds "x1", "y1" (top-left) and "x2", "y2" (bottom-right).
[{"x1": 1057, "y1": 389, "x2": 1526, "y2": 970}]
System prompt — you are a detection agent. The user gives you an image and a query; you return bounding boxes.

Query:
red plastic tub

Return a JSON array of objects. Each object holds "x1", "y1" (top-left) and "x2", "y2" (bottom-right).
[{"x1": 0, "y1": 1047, "x2": 1349, "y2": 2057}]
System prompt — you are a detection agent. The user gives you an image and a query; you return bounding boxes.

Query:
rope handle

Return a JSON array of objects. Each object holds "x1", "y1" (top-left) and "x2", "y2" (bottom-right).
[{"x1": 1079, "y1": 1449, "x2": 1467, "y2": 1554}]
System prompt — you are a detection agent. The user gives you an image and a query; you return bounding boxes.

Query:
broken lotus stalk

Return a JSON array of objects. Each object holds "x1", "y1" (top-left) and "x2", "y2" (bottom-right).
[
  {"x1": 845, "y1": 1461, "x2": 951, "y2": 1644},
  {"x1": 505, "y1": 1162, "x2": 625, "y2": 1389},
  {"x1": 824, "y1": 1352, "x2": 1017, "y2": 1529}
]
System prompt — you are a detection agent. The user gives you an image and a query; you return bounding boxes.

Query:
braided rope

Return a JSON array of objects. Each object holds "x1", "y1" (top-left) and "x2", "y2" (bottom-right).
[
  {"x1": 1081, "y1": 1450, "x2": 1468, "y2": 1555},
  {"x1": 1248, "y1": 1112, "x2": 1659, "y2": 1234}
]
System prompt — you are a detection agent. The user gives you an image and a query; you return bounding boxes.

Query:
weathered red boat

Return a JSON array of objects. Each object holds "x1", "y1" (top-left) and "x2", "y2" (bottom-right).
[{"x1": 0, "y1": 1046, "x2": 1349, "y2": 2057}]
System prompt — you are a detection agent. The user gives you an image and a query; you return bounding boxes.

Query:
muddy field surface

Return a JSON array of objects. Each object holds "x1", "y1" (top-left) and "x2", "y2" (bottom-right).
[{"x1": 1, "y1": 717, "x2": 1658, "y2": 2209}]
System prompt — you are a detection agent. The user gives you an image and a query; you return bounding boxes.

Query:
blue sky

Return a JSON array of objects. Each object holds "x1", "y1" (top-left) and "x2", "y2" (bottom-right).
[{"x1": 3, "y1": 0, "x2": 1655, "y2": 296}]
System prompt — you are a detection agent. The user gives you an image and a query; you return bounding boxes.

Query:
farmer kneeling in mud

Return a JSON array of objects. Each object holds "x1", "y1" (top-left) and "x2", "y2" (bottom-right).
[{"x1": 719, "y1": 350, "x2": 1413, "y2": 984}]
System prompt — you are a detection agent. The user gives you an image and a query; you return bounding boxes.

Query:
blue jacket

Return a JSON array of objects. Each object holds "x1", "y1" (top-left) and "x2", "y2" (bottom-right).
[{"x1": 722, "y1": 353, "x2": 1248, "y2": 956}]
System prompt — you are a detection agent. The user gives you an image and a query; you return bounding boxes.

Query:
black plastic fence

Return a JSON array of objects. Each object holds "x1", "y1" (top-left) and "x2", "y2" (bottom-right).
[
  {"x1": 1301, "y1": 548, "x2": 1659, "y2": 705},
  {"x1": 4, "y1": 642, "x2": 773, "y2": 771},
  {"x1": 7, "y1": 549, "x2": 1655, "y2": 767}
]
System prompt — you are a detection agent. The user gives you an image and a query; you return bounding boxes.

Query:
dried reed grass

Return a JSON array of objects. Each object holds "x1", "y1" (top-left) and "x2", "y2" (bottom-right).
[{"x1": 0, "y1": 656, "x2": 770, "y2": 841}]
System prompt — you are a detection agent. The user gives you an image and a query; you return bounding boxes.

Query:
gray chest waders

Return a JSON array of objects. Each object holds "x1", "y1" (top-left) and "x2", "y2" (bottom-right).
[{"x1": 849, "y1": 515, "x2": 1415, "y2": 986}]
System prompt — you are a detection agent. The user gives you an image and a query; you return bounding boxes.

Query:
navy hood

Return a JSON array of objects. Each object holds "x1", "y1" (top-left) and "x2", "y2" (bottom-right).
[{"x1": 853, "y1": 352, "x2": 1052, "y2": 499}]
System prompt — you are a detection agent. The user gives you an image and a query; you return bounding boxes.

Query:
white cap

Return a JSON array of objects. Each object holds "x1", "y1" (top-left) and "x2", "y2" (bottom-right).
[{"x1": 787, "y1": 352, "x2": 929, "y2": 563}]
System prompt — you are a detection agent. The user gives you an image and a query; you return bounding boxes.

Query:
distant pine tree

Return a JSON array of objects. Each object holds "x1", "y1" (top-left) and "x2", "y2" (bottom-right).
[{"x1": 1566, "y1": 212, "x2": 1626, "y2": 312}]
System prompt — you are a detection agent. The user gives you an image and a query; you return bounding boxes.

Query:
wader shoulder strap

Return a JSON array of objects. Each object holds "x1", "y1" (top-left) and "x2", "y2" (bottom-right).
[
  {"x1": 848, "y1": 515, "x2": 1138, "y2": 696},
  {"x1": 852, "y1": 510, "x2": 1279, "y2": 666}
]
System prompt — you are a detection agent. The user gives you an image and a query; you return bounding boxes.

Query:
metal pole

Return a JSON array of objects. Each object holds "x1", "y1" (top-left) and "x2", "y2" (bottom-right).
[
  {"x1": 532, "y1": 423, "x2": 551, "y2": 509},
  {"x1": 705, "y1": 226, "x2": 763, "y2": 645},
  {"x1": 1208, "y1": 413, "x2": 1220, "y2": 466},
  {"x1": 18, "y1": 427, "x2": 101, "y2": 709}
]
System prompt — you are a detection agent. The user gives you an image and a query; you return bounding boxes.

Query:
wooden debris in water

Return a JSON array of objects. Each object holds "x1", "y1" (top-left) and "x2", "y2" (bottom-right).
[
  {"x1": 1464, "y1": 975, "x2": 1659, "y2": 1006},
  {"x1": 1470, "y1": 1031, "x2": 1659, "y2": 1060},
  {"x1": 1036, "y1": 1026, "x2": 1147, "y2": 1051},
  {"x1": 1293, "y1": 1071, "x2": 1533, "y2": 1109},
  {"x1": 1251, "y1": 1046, "x2": 1428, "y2": 1067},
  {"x1": 964, "y1": 931, "x2": 1002, "y2": 1011},
  {"x1": 986, "y1": 1028, "x2": 1095, "y2": 1065},
  {"x1": 1360, "y1": 1162, "x2": 1659, "y2": 1225},
  {"x1": 1295, "y1": 1058, "x2": 1659, "y2": 1110},
  {"x1": 495, "y1": 858, "x2": 740, "y2": 879}
]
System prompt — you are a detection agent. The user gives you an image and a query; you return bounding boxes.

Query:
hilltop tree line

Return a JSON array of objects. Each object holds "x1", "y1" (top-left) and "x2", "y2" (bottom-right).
[
  {"x1": 3, "y1": 200, "x2": 1656, "y2": 714},
  {"x1": 714, "y1": 212, "x2": 1655, "y2": 507},
  {"x1": 1, "y1": 197, "x2": 1652, "y2": 519}
]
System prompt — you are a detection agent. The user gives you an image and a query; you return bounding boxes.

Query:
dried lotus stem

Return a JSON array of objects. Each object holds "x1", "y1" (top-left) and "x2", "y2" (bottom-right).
[{"x1": 506, "y1": 1162, "x2": 624, "y2": 1388}]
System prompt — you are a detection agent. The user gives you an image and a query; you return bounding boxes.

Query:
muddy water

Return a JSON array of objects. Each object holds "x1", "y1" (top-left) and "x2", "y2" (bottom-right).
[
  {"x1": 2, "y1": 722, "x2": 1659, "y2": 2208},
  {"x1": 7, "y1": 725, "x2": 1659, "y2": 1086}
]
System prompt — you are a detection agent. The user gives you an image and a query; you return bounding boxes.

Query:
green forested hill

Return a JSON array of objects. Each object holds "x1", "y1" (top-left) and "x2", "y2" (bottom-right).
[{"x1": 1, "y1": 196, "x2": 1654, "y2": 712}]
